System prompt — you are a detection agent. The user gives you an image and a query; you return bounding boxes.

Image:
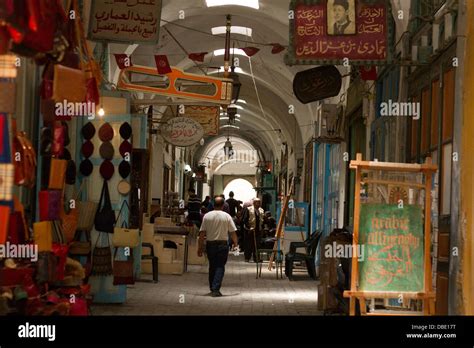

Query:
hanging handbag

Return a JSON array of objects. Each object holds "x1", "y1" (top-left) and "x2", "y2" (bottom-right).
[
  {"x1": 51, "y1": 121, "x2": 65, "y2": 157},
  {"x1": 91, "y1": 232, "x2": 112, "y2": 276},
  {"x1": 48, "y1": 158, "x2": 67, "y2": 190},
  {"x1": 13, "y1": 131, "x2": 37, "y2": 188},
  {"x1": 69, "y1": 230, "x2": 91, "y2": 256},
  {"x1": 77, "y1": 201, "x2": 98, "y2": 232},
  {"x1": 36, "y1": 252, "x2": 58, "y2": 283},
  {"x1": 11, "y1": 0, "x2": 66, "y2": 56},
  {"x1": 94, "y1": 180, "x2": 115, "y2": 233},
  {"x1": 0, "y1": 163, "x2": 13, "y2": 201},
  {"x1": 0, "y1": 205, "x2": 10, "y2": 244},
  {"x1": 8, "y1": 211, "x2": 26, "y2": 244},
  {"x1": 60, "y1": 183, "x2": 82, "y2": 242},
  {"x1": 0, "y1": 80, "x2": 16, "y2": 114},
  {"x1": 113, "y1": 248, "x2": 135, "y2": 285},
  {"x1": 112, "y1": 201, "x2": 139, "y2": 248},
  {"x1": 9, "y1": 195, "x2": 29, "y2": 243},
  {"x1": 38, "y1": 190, "x2": 61, "y2": 221},
  {"x1": 52, "y1": 64, "x2": 86, "y2": 103},
  {"x1": 52, "y1": 220, "x2": 66, "y2": 244},
  {"x1": 33, "y1": 221, "x2": 53, "y2": 252}
]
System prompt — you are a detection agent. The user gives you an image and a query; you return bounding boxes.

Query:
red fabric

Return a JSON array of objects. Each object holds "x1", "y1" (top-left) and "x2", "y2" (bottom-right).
[
  {"x1": 241, "y1": 47, "x2": 260, "y2": 57},
  {"x1": 0, "y1": 114, "x2": 4, "y2": 155},
  {"x1": 52, "y1": 121, "x2": 65, "y2": 157},
  {"x1": 52, "y1": 243, "x2": 69, "y2": 281},
  {"x1": 359, "y1": 66, "x2": 377, "y2": 81},
  {"x1": 85, "y1": 77, "x2": 100, "y2": 105},
  {"x1": 188, "y1": 52, "x2": 208, "y2": 62},
  {"x1": 8, "y1": 212, "x2": 26, "y2": 244},
  {"x1": 0, "y1": 205, "x2": 10, "y2": 244},
  {"x1": 271, "y1": 43, "x2": 285, "y2": 54},
  {"x1": 0, "y1": 267, "x2": 35, "y2": 286},
  {"x1": 114, "y1": 54, "x2": 132, "y2": 69},
  {"x1": 154, "y1": 55, "x2": 172, "y2": 74}
]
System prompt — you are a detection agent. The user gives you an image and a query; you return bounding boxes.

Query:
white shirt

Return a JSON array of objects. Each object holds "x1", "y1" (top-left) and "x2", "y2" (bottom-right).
[{"x1": 200, "y1": 210, "x2": 237, "y2": 241}]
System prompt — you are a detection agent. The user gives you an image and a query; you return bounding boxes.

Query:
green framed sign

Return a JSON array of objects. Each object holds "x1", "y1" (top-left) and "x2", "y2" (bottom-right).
[{"x1": 358, "y1": 203, "x2": 424, "y2": 292}]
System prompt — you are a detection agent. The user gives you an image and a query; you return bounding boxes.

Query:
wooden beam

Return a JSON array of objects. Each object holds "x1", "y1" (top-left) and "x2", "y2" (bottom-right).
[
  {"x1": 349, "y1": 159, "x2": 437, "y2": 173},
  {"x1": 361, "y1": 179, "x2": 426, "y2": 189},
  {"x1": 343, "y1": 291, "x2": 436, "y2": 299}
]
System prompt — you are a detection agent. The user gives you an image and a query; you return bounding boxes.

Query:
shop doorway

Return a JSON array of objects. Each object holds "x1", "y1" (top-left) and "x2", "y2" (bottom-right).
[{"x1": 223, "y1": 179, "x2": 255, "y2": 203}]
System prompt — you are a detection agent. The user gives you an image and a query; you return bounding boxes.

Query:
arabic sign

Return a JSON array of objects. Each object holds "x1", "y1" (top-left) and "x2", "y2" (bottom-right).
[
  {"x1": 160, "y1": 117, "x2": 204, "y2": 147},
  {"x1": 88, "y1": 0, "x2": 162, "y2": 44},
  {"x1": 286, "y1": 0, "x2": 391, "y2": 65},
  {"x1": 358, "y1": 204, "x2": 424, "y2": 292},
  {"x1": 293, "y1": 65, "x2": 342, "y2": 104},
  {"x1": 184, "y1": 106, "x2": 219, "y2": 135}
]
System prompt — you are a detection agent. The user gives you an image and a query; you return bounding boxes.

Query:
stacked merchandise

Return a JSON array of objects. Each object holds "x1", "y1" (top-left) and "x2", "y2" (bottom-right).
[{"x1": 0, "y1": 0, "x2": 102, "y2": 316}]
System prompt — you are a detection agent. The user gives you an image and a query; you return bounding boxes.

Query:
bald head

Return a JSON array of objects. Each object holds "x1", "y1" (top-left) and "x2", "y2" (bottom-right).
[{"x1": 214, "y1": 197, "x2": 225, "y2": 209}]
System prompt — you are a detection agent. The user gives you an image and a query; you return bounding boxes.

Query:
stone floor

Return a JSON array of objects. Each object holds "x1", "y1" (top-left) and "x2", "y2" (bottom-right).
[{"x1": 91, "y1": 255, "x2": 322, "y2": 315}]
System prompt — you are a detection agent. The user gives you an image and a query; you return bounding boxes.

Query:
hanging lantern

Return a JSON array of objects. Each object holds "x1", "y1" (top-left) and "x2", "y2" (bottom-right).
[{"x1": 223, "y1": 137, "x2": 233, "y2": 159}]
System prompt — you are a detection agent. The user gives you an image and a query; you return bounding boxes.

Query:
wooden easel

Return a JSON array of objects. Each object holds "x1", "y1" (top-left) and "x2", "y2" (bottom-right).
[
  {"x1": 268, "y1": 177, "x2": 295, "y2": 270},
  {"x1": 343, "y1": 153, "x2": 438, "y2": 315}
]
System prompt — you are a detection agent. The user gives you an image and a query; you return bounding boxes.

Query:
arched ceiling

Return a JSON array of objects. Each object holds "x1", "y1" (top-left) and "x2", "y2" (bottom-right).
[{"x1": 103, "y1": 0, "x2": 319, "y2": 163}]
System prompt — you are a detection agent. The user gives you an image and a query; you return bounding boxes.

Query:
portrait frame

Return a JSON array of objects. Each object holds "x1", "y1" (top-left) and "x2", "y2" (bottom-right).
[{"x1": 327, "y1": 0, "x2": 357, "y2": 36}]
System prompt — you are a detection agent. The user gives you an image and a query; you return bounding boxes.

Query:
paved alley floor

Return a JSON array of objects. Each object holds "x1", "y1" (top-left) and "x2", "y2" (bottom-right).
[{"x1": 91, "y1": 255, "x2": 322, "y2": 315}]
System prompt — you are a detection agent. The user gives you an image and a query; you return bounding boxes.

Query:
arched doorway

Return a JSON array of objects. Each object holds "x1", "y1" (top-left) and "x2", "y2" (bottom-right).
[{"x1": 223, "y1": 178, "x2": 255, "y2": 204}]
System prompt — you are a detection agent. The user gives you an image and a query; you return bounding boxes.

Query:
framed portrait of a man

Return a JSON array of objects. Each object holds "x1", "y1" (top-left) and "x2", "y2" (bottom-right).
[{"x1": 327, "y1": 0, "x2": 356, "y2": 35}]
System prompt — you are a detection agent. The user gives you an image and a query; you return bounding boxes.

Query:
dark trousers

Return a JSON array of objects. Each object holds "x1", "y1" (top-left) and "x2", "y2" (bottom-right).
[
  {"x1": 244, "y1": 229, "x2": 260, "y2": 261},
  {"x1": 206, "y1": 242, "x2": 229, "y2": 292}
]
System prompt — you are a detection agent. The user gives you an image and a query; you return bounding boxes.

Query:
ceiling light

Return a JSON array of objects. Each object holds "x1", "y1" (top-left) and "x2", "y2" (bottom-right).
[
  {"x1": 212, "y1": 26, "x2": 252, "y2": 37},
  {"x1": 213, "y1": 48, "x2": 248, "y2": 57},
  {"x1": 220, "y1": 124, "x2": 240, "y2": 129},
  {"x1": 206, "y1": 0, "x2": 259, "y2": 9},
  {"x1": 220, "y1": 117, "x2": 241, "y2": 122}
]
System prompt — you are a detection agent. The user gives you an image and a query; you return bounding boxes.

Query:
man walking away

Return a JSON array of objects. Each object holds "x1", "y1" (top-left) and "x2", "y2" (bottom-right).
[
  {"x1": 198, "y1": 197, "x2": 239, "y2": 297},
  {"x1": 243, "y1": 198, "x2": 264, "y2": 262},
  {"x1": 226, "y1": 191, "x2": 238, "y2": 217},
  {"x1": 187, "y1": 189, "x2": 202, "y2": 227}
]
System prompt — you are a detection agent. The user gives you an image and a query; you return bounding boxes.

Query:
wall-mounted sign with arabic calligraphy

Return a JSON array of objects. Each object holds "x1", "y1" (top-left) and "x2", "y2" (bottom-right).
[
  {"x1": 160, "y1": 117, "x2": 205, "y2": 147},
  {"x1": 293, "y1": 65, "x2": 342, "y2": 103},
  {"x1": 184, "y1": 106, "x2": 219, "y2": 136},
  {"x1": 285, "y1": 0, "x2": 393, "y2": 66},
  {"x1": 358, "y1": 204, "x2": 424, "y2": 292},
  {"x1": 88, "y1": 0, "x2": 162, "y2": 44}
]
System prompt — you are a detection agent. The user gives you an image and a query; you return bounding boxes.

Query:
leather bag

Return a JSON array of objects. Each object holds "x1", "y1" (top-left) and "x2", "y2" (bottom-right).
[
  {"x1": 13, "y1": 131, "x2": 37, "y2": 188},
  {"x1": 48, "y1": 158, "x2": 67, "y2": 190},
  {"x1": 33, "y1": 221, "x2": 53, "y2": 252},
  {"x1": 112, "y1": 201, "x2": 139, "y2": 247},
  {"x1": 69, "y1": 230, "x2": 91, "y2": 256},
  {"x1": 0, "y1": 80, "x2": 16, "y2": 114},
  {"x1": 94, "y1": 180, "x2": 115, "y2": 233},
  {"x1": 113, "y1": 248, "x2": 135, "y2": 285},
  {"x1": 52, "y1": 64, "x2": 86, "y2": 103}
]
